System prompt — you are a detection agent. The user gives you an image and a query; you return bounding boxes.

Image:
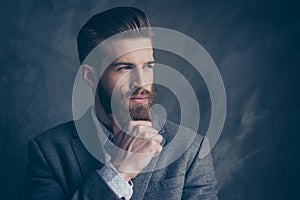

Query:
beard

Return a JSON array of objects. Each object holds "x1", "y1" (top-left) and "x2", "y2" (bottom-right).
[{"x1": 97, "y1": 79, "x2": 156, "y2": 125}]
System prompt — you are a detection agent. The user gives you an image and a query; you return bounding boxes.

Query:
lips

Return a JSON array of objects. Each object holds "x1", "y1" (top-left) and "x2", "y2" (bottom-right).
[{"x1": 129, "y1": 95, "x2": 148, "y2": 104}]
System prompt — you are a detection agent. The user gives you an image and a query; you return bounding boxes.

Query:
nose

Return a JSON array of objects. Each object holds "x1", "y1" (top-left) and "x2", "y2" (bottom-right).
[{"x1": 130, "y1": 66, "x2": 147, "y2": 89}]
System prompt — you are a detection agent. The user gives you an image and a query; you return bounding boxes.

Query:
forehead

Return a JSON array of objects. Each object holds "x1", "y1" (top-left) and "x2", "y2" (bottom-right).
[{"x1": 102, "y1": 38, "x2": 154, "y2": 65}]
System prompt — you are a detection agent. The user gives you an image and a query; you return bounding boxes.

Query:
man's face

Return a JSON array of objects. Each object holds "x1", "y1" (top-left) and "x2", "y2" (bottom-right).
[{"x1": 97, "y1": 38, "x2": 155, "y2": 123}]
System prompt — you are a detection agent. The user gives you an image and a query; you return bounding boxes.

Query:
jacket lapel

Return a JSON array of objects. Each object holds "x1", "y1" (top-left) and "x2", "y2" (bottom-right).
[
  {"x1": 131, "y1": 147, "x2": 163, "y2": 199},
  {"x1": 71, "y1": 108, "x2": 105, "y2": 179},
  {"x1": 71, "y1": 138, "x2": 103, "y2": 179},
  {"x1": 131, "y1": 171, "x2": 153, "y2": 200}
]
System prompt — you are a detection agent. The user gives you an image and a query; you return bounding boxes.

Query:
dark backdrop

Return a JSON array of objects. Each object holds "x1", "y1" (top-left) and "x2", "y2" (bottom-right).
[{"x1": 1, "y1": 0, "x2": 299, "y2": 199}]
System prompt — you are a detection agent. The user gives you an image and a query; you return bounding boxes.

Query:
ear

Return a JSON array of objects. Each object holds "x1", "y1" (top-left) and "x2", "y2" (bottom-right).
[{"x1": 81, "y1": 64, "x2": 98, "y2": 88}]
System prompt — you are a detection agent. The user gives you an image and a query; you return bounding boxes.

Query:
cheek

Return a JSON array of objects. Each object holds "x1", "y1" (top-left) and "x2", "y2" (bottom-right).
[
  {"x1": 145, "y1": 84, "x2": 153, "y2": 92},
  {"x1": 107, "y1": 74, "x2": 131, "y2": 94},
  {"x1": 145, "y1": 71, "x2": 154, "y2": 86},
  {"x1": 101, "y1": 70, "x2": 121, "y2": 90}
]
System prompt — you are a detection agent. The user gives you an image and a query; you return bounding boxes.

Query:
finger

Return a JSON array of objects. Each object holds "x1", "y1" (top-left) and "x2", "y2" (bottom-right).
[
  {"x1": 111, "y1": 116, "x2": 152, "y2": 135},
  {"x1": 129, "y1": 120, "x2": 152, "y2": 127},
  {"x1": 152, "y1": 143, "x2": 163, "y2": 157},
  {"x1": 153, "y1": 149, "x2": 162, "y2": 157},
  {"x1": 151, "y1": 134, "x2": 163, "y2": 144},
  {"x1": 130, "y1": 126, "x2": 157, "y2": 138}
]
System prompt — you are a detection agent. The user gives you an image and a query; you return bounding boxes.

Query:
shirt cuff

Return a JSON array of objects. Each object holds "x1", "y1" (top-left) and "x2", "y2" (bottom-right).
[{"x1": 98, "y1": 164, "x2": 133, "y2": 199}]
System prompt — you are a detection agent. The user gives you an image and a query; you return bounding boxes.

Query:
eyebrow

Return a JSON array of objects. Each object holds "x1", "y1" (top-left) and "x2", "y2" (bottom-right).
[{"x1": 109, "y1": 61, "x2": 156, "y2": 68}]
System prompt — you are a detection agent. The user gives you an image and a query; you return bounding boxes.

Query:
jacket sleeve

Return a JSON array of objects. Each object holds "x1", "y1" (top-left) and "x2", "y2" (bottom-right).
[
  {"x1": 25, "y1": 140, "x2": 120, "y2": 200},
  {"x1": 181, "y1": 137, "x2": 219, "y2": 200}
]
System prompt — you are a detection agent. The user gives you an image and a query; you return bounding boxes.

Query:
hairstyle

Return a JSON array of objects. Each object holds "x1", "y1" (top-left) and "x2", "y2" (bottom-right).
[{"x1": 77, "y1": 7, "x2": 151, "y2": 63}]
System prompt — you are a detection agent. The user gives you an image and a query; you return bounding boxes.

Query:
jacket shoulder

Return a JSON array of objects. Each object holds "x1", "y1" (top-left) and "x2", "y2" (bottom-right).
[
  {"x1": 163, "y1": 120, "x2": 205, "y2": 147},
  {"x1": 32, "y1": 120, "x2": 76, "y2": 146}
]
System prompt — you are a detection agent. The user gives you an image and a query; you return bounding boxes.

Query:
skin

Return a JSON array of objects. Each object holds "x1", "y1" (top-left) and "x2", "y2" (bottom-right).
[{"x1": 81, "y1": 38, "x2": 163, "y2": 181}]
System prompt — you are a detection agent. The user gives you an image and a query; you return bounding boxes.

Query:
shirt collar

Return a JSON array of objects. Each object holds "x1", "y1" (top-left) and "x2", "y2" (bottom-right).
[{"x1": 91, "y1": 107, "x2": 113, "y2": 148}]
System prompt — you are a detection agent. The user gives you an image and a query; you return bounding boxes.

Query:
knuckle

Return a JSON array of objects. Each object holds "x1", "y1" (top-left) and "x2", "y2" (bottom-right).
[
  {"x1": 146, "y1": 122, "x2": 152, "y2": 126},
  {"x1": 144, "y1": 132, "x2": 154, "y2": 138},
  {"x1": 157, "y1": 134, "x2": 163, "y2": 142},
  {"x1": 141, "y1": 132, "x2": 149, "y2": 138},
  {"x1": 152, "y1": 134, "x2": 162, "y2": 142},
  {"x1": 128, "y1": 121, "x2": 135, "y2": 127},
  {"x1": 132, "y1": 125, "x2": 139, "y2": 133},
  {"x1": 148, "y1": 139, "x2": 156, "y2": 146},
  {"x1": 135, "y1": 125, "x2": 145, "y2": 134},
  {"x1": 134, "y1": 126, "x2": 140, "y2": 133},
  {"x1": 158, "y1": 145, "x2": 163, "y2": 152}
]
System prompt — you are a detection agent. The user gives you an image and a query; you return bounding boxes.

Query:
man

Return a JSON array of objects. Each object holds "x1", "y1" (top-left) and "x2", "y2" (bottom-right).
[{"x1": 25, "y1": 7, "x2": 218, "y2": 200}]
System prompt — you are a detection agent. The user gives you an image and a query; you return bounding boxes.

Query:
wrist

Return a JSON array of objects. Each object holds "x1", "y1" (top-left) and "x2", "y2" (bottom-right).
[
  {"x1": 118, "y1": 171, "x2": 132, "y2": 182},
  {"x1": 111, "y1": 160, "x2": 133, "y2": 182}
]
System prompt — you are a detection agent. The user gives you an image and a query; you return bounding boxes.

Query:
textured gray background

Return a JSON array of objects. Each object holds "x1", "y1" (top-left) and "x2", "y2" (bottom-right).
[{"x1": 0, "y1": 0, "x2": 299, "y2": 199}]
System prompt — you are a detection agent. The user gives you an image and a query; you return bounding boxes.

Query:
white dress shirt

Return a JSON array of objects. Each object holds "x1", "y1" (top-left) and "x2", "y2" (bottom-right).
[{"x1": 91, "y1": 108, "x2": 133, "y2": 200}]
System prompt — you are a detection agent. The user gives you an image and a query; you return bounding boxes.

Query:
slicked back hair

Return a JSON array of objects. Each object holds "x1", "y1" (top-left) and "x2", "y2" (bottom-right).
[{"x1": 77, "y1": 7, "x2": 151, "y2": 63}]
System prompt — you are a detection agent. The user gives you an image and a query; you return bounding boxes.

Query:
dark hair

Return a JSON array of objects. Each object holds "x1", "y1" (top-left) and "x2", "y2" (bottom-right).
[{"x1": 77, "y1": 7, "x2": 151, "y2": 63}]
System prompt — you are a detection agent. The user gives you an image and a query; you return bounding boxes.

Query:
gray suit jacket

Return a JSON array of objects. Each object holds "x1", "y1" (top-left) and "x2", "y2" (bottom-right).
[{"x1": 25, "y1": 109, "x2": 218, "y2": 200}]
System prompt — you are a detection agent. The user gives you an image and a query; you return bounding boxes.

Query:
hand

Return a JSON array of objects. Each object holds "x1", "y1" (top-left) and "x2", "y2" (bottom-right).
[{"x1": 110, "y1": 117, "x2": 163, "y2": 181}]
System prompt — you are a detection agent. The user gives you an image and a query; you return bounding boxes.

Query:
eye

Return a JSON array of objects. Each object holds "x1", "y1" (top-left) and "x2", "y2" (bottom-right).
[
  {"x1": 143, "y1": 63, "x2": 155, "y2": 70},
  {"x1": 116, "y1": 65, "x2": 133, "y2": 71}
]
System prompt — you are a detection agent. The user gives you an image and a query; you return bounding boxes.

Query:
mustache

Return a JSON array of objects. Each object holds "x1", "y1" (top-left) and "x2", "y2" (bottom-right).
[
  {"x1": 125, "y1": 87, "x2": 156, "y2": 107},
  {"x1": 129, "y1": 87, "x2": 155, "y2": 98}
]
